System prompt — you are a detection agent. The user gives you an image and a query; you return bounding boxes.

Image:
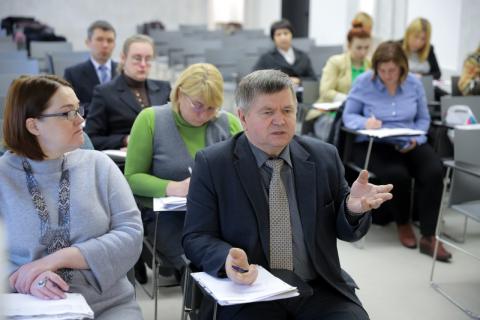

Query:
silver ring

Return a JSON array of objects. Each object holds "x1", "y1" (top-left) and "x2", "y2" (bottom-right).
[{"x1": 36, "y1": 277, "x2": 48, "y2": 288}]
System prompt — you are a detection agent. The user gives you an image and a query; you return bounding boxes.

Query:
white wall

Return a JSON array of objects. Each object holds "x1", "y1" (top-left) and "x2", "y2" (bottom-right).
[
  {"x1": 309, "y1": 0, "x2": 349, "y2": 46},
  {"x1": 243, "y1": 0, "x2": 281, "y2": 34},
  {"x1": 0, "y1": 0, "x2": 209, "y2": 59}
]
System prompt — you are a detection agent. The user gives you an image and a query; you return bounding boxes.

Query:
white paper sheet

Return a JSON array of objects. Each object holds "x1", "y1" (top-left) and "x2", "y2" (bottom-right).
[{"x1": 191, "y1": 266, "x2": 299, "y2": 306}]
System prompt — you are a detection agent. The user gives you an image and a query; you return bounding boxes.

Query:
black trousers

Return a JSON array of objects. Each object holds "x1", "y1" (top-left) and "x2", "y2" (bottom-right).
[
  {"x1": 216, "y1": 281, "x2": 369, "y2": 320},
  {"x1": 352, "y1": 142, "x2": 443, "y2": 236}
]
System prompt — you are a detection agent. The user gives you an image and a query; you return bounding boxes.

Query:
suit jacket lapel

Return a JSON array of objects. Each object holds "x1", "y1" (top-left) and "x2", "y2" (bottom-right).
[
  {"x1": 84, "y1": 60, "x2": 100, "y2": 87},
  {"x1": 146, "y1": 80, "x2": 163, "y2": 106},
  {"x1": 290, "y1": 138, "x2": 319, "y2": 260},
  {"x1": 116, "y1": 76, "x2": 142, "y2": 113},
  {"x1": 111, "y1": 61, "x2": 118, "y2": 78},
  {"x1": 233, "y1": 135, "x2": 270, "y2": 262}
]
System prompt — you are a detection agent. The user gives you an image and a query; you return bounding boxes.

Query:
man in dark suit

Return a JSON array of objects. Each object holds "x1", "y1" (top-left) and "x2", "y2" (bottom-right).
[
  {"x1": 64, "y1": 20, "x2": 117, "y2": 117},
  {"x1": 253, "y1": 19, "x2": 317, "y2": 86},
  {"x1": 183, "y1": 70, "x2": 393, "y2": 320},
  {"x1": 85, "y1": 34, "x2": 171, "y2": 151}
]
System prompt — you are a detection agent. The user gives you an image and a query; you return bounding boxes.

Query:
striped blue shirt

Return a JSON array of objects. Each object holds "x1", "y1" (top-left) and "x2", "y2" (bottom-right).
[{"x1": 343, "y1": 70, "x2": 430, "y2": 147}]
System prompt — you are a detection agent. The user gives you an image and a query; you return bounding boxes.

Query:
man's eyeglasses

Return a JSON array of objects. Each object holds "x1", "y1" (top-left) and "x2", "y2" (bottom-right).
[
  {"x1": 131, "y1": 55, "x2": 153, "y2": 65},
  {"x1": 183, "y1": 93, "x2": 217, "y2": 114},
  {"x1": 38, "y1": 106, "x2": 84, "y2": 121}
]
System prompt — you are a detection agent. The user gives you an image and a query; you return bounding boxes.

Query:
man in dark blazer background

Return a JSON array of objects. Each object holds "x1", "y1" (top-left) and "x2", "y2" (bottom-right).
[
  {"x1": 64, "y1": 20, "x2": 117, "y2": 117},
  {"x1": 183, "y1": 70, "x2": 393, "y2": 320}
]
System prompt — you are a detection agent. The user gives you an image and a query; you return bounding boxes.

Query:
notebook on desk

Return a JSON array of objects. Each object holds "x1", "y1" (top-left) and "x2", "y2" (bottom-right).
[
  {"x1": 2, "y1": 293, "x2": 93, "y2": 319},
  {"x1": 191, "y1": 266, "x2": 299, "y2": 306}
]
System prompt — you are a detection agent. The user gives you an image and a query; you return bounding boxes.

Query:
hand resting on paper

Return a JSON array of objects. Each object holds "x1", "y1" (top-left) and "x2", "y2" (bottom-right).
[
  {"x1": 347, "y1": 170, "x2": 393, "y2": 213},
  {"x1": 166, "y1": 177, "x2": 190, "y2": 197},
  {"x1": 225, "y1": 248, "x2": 258, "y2": 285}
]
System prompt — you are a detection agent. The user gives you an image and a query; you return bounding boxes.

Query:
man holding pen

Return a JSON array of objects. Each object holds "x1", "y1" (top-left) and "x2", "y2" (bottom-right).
[{"x1": 183, "y1": 70, "x2": 393, "y2": 319}]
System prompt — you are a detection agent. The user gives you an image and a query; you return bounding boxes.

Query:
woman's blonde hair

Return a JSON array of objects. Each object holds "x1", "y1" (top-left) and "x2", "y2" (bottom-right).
[
  {"x1": 402, "y1": 18, "x2": 432, "y2": 62},
  {"x1": 117, "y1": 34, "x2": 155, "y2": 73},
  {"x1": 170, "y1": 63, "x2": 224, "y2": 113},
  {"x1": 458, "y1": 52, "x2": 480, "y2": 94}
]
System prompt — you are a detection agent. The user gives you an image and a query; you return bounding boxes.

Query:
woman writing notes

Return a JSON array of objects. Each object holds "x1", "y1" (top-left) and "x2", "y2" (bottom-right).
[{"x1": 343, "y1": 42, "x2": 451, "y2": 262}]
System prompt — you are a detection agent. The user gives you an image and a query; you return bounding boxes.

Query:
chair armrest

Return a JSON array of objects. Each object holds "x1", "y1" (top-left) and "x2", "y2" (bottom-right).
[{"x1": 444, "y1": 160, "x2": 480, "y2": 178}]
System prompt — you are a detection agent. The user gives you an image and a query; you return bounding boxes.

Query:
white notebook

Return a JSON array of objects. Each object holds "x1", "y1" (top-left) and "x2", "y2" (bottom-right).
[
  {"x1": 2, "y1": 293, "x2": 94, "y2": 319},
  {"x1": 191, "y1": 266, "x2": 299, "y2": 306},
  {"x1": 357, "y1": 128, "x2": 426, "y2": 138},
  {"x1": 153, "y1": 196, "x2": 187, "y2": 211}
]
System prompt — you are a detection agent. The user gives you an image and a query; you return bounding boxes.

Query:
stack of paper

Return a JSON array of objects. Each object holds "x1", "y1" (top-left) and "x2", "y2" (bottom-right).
[
  {"x1": 312, "y1": 101, "x2": 342, "y2": 111},
  {"x1": 357, "y1": 128, "x2": 426, "y2": 138},
  {"x1": 191, "y1": 266, "x2": 299, "y2": 306},
  {"x1": 2, "y1": 293, "x2": 93, "y2": 319},
  {"x1": 153, "y1": 196, "x2": 187, "y2": 211}
]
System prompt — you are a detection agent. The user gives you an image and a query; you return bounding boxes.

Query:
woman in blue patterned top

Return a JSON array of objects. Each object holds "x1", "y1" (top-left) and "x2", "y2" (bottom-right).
[
  {"x1": 343, "y1": 41, "x2": 451, "y2": 262},
  {"x1": 0, "y1": 75, "x2": 143, "y2": 319}
]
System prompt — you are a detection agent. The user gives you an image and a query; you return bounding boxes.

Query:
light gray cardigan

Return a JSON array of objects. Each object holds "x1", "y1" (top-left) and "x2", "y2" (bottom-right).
[{"x1": 0, "y1": 149, "x2": 143, "y2": 319}]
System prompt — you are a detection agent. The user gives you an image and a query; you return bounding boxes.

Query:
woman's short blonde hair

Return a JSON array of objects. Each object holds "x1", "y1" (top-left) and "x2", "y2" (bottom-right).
[
  {"x1": 402, "y1": 17, "x2": 432, "y2": 62},
  {"x1": 170, "y1": 63, "x2": 224, "y2": 113},
  {"x1": 458, "y1": 52, "x2": 480, "y2": 94}
]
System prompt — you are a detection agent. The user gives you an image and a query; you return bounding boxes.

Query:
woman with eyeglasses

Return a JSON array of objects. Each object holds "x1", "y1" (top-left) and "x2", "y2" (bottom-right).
[
  {"x1": 124, "y1": 63, "x2": 242, "y2": 277},
  {"x1": 0, "y1": 75, "x2": 143, "y2": 319},
  {"x1": 85, "y1": 34, "x2": 171, "y2": 151}
]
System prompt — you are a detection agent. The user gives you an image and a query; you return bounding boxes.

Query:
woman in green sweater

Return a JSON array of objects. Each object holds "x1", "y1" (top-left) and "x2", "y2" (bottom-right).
[{"x1": 124, "y1": 63, "x2": 242, "y2": 277}]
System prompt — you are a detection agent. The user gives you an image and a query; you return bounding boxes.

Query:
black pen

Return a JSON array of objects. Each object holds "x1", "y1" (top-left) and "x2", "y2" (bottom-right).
[{"x1": 231, "y1": 265, "x2": 249, "y2": 273}]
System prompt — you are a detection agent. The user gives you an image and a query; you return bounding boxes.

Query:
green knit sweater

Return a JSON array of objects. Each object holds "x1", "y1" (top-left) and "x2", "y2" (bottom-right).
[{"x1": 124, "y1": 107, "x2": 243, "y2": 198}]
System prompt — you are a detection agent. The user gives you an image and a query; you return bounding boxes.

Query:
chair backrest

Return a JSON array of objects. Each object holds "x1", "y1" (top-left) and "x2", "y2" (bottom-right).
[
  {"x1": 47, "y1": 51, "x2": 89, "y2": 76},
  {"x1": 441, "y1": 96, "x2": 480, "y2": 122},
  {"x1": 301, "y1": 80, "x2": 319, "y2": 104},
  {"x1": 0, "y1": 59, "x2": 39, "y2": 75},
  {"x1": 450, "y1": 76, "x2": 462, "y2": 96},
  {"x1": 30, "y1": 41, "x2": 73, "y2": 71},
  {"x1": 421, "y1": 75, "x2": 435, "y2": 102},
  {"x1": 0, "y1": 74, "x2": 22, "y2": 96},
  {"x1": 0, "y1": 40, "x2": 17, "y2": 52},
  {"x1": 309, "y1": 45, "x2": 343, "y2": 78},
  {"x1": 0, "y1": 50, "x2": 28, "y2": 59},
  {"x1": 292, "y1": 37, "x2": 315, "y2": 53},
  {"x1": 450, "y1": 126, "x2": 480, "y2": 205},
  {"x1": 205, "y1": 48, "x2": 240, "y2": 81}
]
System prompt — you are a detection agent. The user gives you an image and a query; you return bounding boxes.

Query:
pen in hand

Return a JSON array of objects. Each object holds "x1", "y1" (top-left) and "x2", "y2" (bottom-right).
[
  {"x1": 188, "y1": 166, "x2": 192, "y2": 175},
  {"x1": 231, "y1": 265, "x2": 249, "y2": 273}
]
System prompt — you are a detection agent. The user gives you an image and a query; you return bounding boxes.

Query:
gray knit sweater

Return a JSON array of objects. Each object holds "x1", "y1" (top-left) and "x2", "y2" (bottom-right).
[{"x1": 0, "y1": 149, "x2": 143, "y2": 319}]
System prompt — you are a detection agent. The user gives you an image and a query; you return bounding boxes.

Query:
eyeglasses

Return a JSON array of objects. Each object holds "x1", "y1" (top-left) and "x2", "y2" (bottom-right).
[
  {"x1": 38, "y1": 106, "x2": 84, "y2": 121},
  {"x1": 183, "y1": 93, "x2": 217, "y2": 114},
  {"x1": 131, "y1": 55, "x2": 153, "y2": 65}
]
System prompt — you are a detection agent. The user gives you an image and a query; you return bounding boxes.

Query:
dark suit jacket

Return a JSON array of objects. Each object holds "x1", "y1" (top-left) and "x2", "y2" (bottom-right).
[
  {"x1": 253, "y1": 47, "x2": 317, "y2": 81},
  {"x1": 64, "y1": 59, "x2": 118, "y2": 110},
  {"x1": 85, "y1": 74, "x2": 171, "y2": 150},
  {"x1": 183, "y1": 133, "x2": 371, "y2": 307}
]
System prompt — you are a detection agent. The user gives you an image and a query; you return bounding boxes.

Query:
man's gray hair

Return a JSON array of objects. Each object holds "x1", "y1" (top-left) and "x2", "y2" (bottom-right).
[
  {"x1": 235, "y1": 70, "x2": 297, "y2": 112},
  {"x1": 87, "y1": 20, "x2": 116, "y2": 39}
]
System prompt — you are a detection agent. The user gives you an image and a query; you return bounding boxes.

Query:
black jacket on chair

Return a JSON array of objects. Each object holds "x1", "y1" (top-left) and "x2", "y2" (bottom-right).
[
  {"x1": 64, "y1": 59, "x2": 118, "y2": 113},
  {"x1": 253, "y1": 47, "x2": 317, "y2": 81},
  {"x1": 85, "y1": 74, "x2": 171, "y2": 150}
]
